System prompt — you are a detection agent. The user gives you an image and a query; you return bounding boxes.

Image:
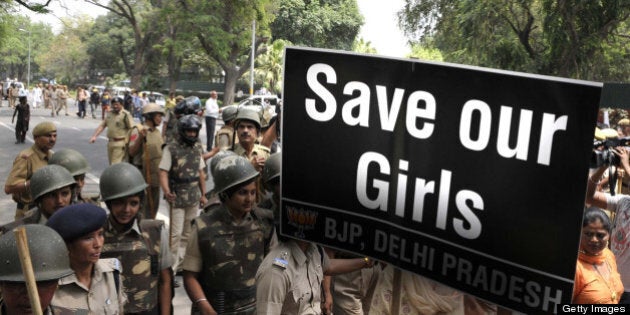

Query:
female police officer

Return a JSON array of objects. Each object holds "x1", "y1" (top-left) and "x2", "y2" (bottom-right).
[
  {"x1": 99, "y1": 162, "x2": 173, "y2": 314},
  {"x1": 46, "y1": 204, "x2": 126, "y2": 314},
  {"x1": 182, "y1": 155, "x2": 276, "y2": 314}
]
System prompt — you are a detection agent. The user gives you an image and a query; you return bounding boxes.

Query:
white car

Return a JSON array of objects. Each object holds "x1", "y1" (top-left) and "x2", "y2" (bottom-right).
[
  {"x1": 140, "y1": 91, "x2": 166, "y2": 107},
  {"x1": 4, "y1": 81, "x2": 25, "y2": 99},
  {"x1": 111, "y1": 86, "x2": 131, "y2": 98}
]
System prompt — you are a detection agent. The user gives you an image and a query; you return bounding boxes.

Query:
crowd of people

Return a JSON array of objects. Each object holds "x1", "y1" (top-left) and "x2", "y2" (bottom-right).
[{"x1": 1, "y1": 87, "x2": 629, "y2": 314}]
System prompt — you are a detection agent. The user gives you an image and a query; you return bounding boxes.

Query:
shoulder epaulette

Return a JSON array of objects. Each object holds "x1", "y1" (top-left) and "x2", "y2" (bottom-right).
[
  {"x1": 101, "y1": 258, "x2": 122, "y2": 272},
  {"x1": 272, "y1": 257, "x2": 288, "y2": 269}
]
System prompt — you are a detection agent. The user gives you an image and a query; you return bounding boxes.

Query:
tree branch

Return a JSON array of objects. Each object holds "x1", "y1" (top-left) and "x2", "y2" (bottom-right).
[{"x1": 14, "y1": 0, "x2": 52, "y2": 13}]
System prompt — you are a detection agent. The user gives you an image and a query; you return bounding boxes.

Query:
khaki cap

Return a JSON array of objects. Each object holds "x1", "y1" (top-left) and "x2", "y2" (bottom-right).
[
  {"x1": 619, "y1": 118, "x2": 630, "y2": 126},
  {"x1": 32, "y1": 121, "x2": 57, "y2": 137}
]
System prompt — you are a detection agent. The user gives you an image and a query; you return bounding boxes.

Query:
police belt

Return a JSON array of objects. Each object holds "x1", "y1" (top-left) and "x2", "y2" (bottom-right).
[
  {"x1": 110, "y1": 137, "x2": 126, "y2": 142},
  {"x1": 171, "y1": 177, "x2": 200, "y2": 185},
  {"x1": 206, "y1": 287, "x2": 256, "y2": 307},
  {"x1": 16, "y1": 202, "x2": 36, "y2": 211}
]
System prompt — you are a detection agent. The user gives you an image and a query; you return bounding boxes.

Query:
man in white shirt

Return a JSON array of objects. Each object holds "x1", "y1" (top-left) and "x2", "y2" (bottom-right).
[
  {"x1": 204, "y1": 90, "x2": 220, "y2": 151},
  {"x1": 32, "y1": 83, "x2": 43, "y2": 108}
]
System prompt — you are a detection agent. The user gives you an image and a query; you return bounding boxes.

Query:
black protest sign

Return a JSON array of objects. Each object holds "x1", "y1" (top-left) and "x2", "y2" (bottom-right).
[{"x1": 280, "y1": 47, "x2": 601, "y2": 313}]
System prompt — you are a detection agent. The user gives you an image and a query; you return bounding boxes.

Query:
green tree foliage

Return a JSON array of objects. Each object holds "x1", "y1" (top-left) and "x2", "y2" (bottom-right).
[
  {"x1": 0, "y1": 15, "x2": 53, "y2": 84},
  {"x1": 398, "y1": 0, "x2": 630, "y2": 80},
  {"x1": 86, "y1": 13, "x2": 131, "y2": 79},
  {"x1": 180, "y1": 0, "x2": 277, "y2": 105},
  {"x1": 271, "y1": 0, "x2": 363, "y2": 51},
  {"x1": 407, "y1": 41, "x2": 443, "y2": 61},
  {"x1": 85, "y1": 0, "x2": 164, "y2": 89},
  {"x1": 37, "y1": 33, "x2": 89, "y2": 85},
  {"x1": 352, "y1": 37, "x2": 377, "y2": 54},
  {"x1": 249, "y1": 38, "x2": 288, "y2": 94}
]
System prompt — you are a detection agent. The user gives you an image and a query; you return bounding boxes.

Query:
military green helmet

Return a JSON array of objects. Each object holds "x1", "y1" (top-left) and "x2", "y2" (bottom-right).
[
  {"x1": 30, "y1": 165, "x2": 76, "y2": 202},
  {"x1": 222, "y1": 105, "x2": 238, "y2": 122},
  {"x1": 213, "y1": 155, "x2": 259, "y2": 194},
  {"x1": 100, "y1": 162, "x2": 148, "y2": 201},
  {"x1": 262, "y1": 153, "x2": 281, "y2": 184},
  {"x1": 143, "y1": 102, "x2": 165, "y2": 116},
  {"x1": 49, "y1": 148, "x2": 90, "y2": 176},
  {"x1": 0, "y1": 224, "x2": 73, "y2": 282},
  {"x1": 210, "y1": 150, "x2": 237, "y2": 178},
  {"x1": 235, "y1": 108, "x2": 261, "y2": 130}
]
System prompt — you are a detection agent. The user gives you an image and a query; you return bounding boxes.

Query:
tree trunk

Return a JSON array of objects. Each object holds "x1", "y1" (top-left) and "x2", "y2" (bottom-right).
[
  {"x1": 223, "y1": 66, "x2": 240, "y2": 106},
  {"x1": 130, "y1": 49, "x2": 145, "y2": 90}
]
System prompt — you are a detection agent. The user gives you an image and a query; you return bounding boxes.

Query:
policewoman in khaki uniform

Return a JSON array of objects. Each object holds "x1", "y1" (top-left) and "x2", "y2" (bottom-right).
[
  {"x1": 4, "y1": 121, "x2": 57, "y2": 219},
  {"x1": 128, "y1": 103, "x2": 165, "y2": 219},
  {"x1": 100, "y1": 163, "x2": 173, "y2": 315},
  {"x1": 47, "y1": 203, "x2": 126, "y2": 314},
  {"x1": 89, "y1": 96, "x2": 135, "y2": 165}
]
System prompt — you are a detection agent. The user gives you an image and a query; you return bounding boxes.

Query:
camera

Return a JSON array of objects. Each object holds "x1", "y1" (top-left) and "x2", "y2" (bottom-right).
[{"x1": 591, "y1": 137, "x2": 630, "y2": 167}]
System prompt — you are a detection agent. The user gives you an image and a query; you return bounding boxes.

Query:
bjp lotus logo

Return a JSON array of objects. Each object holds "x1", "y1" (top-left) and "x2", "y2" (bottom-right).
[{"x1": 286, "y1": 206, "x2": 318, "y2": 238}]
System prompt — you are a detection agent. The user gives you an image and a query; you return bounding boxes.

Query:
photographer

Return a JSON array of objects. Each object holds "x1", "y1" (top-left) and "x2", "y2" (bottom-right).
[{"x1": 586, "y1": 145, "x2": 630, "y2": 303}]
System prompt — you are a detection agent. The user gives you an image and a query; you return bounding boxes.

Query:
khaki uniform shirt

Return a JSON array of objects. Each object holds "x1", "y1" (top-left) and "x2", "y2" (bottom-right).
[
  {"x1": 51, "y1": 258, "x2": 126, "y2": 314},
  {"x1": 100, "y1": 109, "x2": 134, "y2": 143},
  {"x1": 232, "y1": 143, "x2": 270, "y2": 162},
  {"x1": 128, "y1": 124, "x2": 163, "y2": 187},
  {"x1": 255, "y1": 241, "x2": 330, "y2": 315},
  {"x1": 56, "y1": 89, "x2": 67, "y2": 100},
  {"x1": 5, "y1": 145, "x2": 52, "y2": 204}
]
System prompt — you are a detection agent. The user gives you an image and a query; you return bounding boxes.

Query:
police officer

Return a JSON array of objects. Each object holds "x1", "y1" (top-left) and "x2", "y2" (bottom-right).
[
  {"x1": 4, "y1": 121, "x2": 57, "y2": 219},
  {"x1": 0, "y1": 165, "x2": 75, "y2": 235},
  {"x1": 259, "y1": 152, "x2": 281, "y2": 225},
  {"x1": 163, "y1": 96, "x2": 202, "y2": 144},
  {"x1": 48, "y1": 148, "x2": 99, "y2": 204},
  {"x1": 46, "y1": 203, "x2": 126, "y2": 314},
  {"x1": 55, "y1": 85, "x2": 69, "y2": 116},
  {"x1": 231, "y1": 109, "x2": 270, "y2": 172},
  {"x1": 89, "y1": 96, "x2": 135, "y2": 165},
  {"x1": 214, "y1": 105, "x2": 238, "y2": 151},
  {"x1": 99, "y1": 162, "x2": 173, "y2": 315},
  {"x1": 182, "y1": 155, "x2": 276, "y2": 315},
  {"x1": 128, "y1": 103, "x2": 165, "y2": 219},
  {"x1": 256, "y1": 239, "x2": 374, "y2": 315},
  {"x1": 202, "y1": 150, "x2": 237, "y2": 214},
  {"x1": 159, "y1": 114, "x2": 208, "y2": 276},
  {"x1": 0, "y1": 224, "x2": 74, "y2": 314}
]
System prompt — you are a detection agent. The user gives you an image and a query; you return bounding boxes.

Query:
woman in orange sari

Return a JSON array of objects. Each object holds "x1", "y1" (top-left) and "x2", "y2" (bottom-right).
[{"x1": 573, "y1": 207, "x2": 624, "y2": 304}]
